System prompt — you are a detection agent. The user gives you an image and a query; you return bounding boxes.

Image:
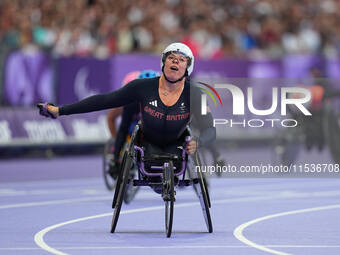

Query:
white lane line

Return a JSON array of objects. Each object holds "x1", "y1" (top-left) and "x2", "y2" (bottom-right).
[
  {"x1": 3, "y1": 245, "x2": 340, "y2": 251},
  {"x1": 0, "y1": 186, "x2": 279, "y2": 210},
  {"x1": 234, "y1": 204, "x2": 340, "y2": 255},
  {"x1": 32, "y1": 193, "x2": 309, "y2": 255},
  {"x1": 0, "y1": 188, "x2": 107, "y2": 197},
  {"x1": 0, "y1": 188, "x2": 262, "y2": 210},
  {"x1": 33, "y1": 192, "x2": 340, "y2": 255},
  {"x1": 0, "y1": 177, "x2": 102, "y2": 187},
  {"x1": 1, "y1": 178, "x2": 337, "y2": 197},
  {"x1": 34, "y1": 195, "x2": 280, "y2": 255},
  {"x1": 0, "y1": 196, "x2": 112, "y2": 209},
  {"x1": 34, "y1": 205, "x2": 173, "y2": 255}
]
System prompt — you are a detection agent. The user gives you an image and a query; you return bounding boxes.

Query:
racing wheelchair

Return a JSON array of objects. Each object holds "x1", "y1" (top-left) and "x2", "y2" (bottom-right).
[{"x1": 110, "y1": 123, "x2": 213, "y2": 237}]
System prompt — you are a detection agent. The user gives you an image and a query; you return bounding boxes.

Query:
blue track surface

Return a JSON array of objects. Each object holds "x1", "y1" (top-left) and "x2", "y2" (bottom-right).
[{"x1": 0, "y1": 147, "x2": 339, "y2": 255}]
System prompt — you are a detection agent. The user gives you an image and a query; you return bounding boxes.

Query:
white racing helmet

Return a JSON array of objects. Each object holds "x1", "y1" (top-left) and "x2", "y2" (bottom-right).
[{"x1": 161, "y1": 42, "x2": 194, "y2": 76}]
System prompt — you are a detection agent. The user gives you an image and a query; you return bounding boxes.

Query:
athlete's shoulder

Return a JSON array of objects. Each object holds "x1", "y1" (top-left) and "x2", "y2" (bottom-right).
[
  {"x1": 126, "y1": 76, "x2": 159, "y2": 89},
  {"x1": 141, "y1": 76, "x2": 160, "y2": 89}
]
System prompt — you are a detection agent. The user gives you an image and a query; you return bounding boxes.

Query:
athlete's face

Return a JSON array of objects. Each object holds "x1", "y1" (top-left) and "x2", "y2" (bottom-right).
[{"x1": 163, "y1": 53, "x2": 188, "y2": 82}]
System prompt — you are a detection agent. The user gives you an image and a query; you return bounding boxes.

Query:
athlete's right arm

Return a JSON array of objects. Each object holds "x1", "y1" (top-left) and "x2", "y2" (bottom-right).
[{"x1": 56, "y1": 80, "x2": 141, "y2": 116}]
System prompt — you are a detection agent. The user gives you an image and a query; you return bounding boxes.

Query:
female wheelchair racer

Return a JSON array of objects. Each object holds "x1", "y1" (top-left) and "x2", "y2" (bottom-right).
[{"x1": 37, "y1": 42, "x2": 216, "y2": 237}]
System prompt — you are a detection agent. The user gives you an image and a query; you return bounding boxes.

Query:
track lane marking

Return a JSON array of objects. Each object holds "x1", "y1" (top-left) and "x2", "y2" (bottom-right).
[
  {"x1": 234, "y1": 204, "x2": 340, "y2": 255},
  {"x1": 2, "y1": 189, "x2": 340, "y2": 210},
  {"x1": 2, "y1": 245, "x2": 340, "y2": 251},
  {"x1": 0, "y1": 196, "x2": 112, "y2": 209},
  {"x1": 34, "y1": 195, "x2": 340, "y2": 255},
  {"x1": 34, "y1": 195, "x2": 281, "y2": 255}
]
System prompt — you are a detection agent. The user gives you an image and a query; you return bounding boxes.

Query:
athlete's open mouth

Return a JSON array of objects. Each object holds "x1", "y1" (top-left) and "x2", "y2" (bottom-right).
[{"x1": 170, "y1": 66, "x2": 179, "y2": 71}]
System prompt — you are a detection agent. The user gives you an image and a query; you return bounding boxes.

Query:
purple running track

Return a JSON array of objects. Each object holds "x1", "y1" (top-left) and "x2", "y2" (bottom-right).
[{"x1": 0, "y1": 147, "x2": 339, "y2": 255}]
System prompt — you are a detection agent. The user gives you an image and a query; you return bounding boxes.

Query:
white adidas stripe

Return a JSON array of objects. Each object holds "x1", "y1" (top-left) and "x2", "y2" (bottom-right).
[{"x1": 149, "y1": 100, "x2": 157, "y2": 107}]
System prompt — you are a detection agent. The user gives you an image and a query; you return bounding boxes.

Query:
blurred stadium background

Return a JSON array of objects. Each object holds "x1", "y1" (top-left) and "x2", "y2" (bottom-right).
[{"x1": 0, "y1": 0, "x2": 339, "y2": 161}]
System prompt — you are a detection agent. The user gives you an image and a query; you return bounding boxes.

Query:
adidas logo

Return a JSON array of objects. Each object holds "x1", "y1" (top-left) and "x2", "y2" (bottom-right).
[
  {"x1": 179, "y1": 102, "x2": 186, "y2": 112},
  {"x1": 149, "y1": 100, "x2": 157, "y2": 107}
]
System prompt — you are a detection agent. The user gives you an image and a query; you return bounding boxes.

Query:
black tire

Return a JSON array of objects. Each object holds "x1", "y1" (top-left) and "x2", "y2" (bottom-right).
[
  {"x1": 196, "y1": 167, "x2": 213, "y2": 233},
  {"x1": 103, "y1": 141, "x2": 116, "y2": 191},
  {"x1": 110, "y1": 154, "x2": 132, "y2": 233},
  {"x1": 189, "y1": 153, "x2": 213, "y2": 233},
  {"x1": 111, "y1": 152, "x2": 127, "y2": 209},
  {"x1": 193, "y1": 152, "x2": 211, "y2": 208},
  {"x1": 203, "y1": 176, "x2": 211, "y2": 208},
  {"x1": 187, "y1": 156, "x2": 210, "y2": 208},
  {"x1": 164, "y1": 161, "x2": 175, "y2": 238}
]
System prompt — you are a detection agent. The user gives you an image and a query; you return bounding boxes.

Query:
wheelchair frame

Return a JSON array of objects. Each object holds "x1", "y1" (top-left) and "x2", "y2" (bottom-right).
[{"x1": 110, "y1": 123, "x2": 213, "y2": 237}]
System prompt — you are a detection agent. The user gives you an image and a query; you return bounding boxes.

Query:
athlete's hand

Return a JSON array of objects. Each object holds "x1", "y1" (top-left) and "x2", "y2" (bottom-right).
[
  {"x1": 37, "y1": 103, "x2": 59, "y2": 119},
  {"x1": 186, "y1": 140, "x2": 197, "y2": 155}
]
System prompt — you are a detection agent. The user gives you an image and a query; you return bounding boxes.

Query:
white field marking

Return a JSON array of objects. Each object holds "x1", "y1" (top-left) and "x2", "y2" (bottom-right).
[
  {"x1": 0, "y1": 188, "x2": 106, "y2": 197},
  {"x1": 0, "y1": 177, "x2": 102, "y2": 187},
  {"x1": 33, "y1": 190, "x2": 340, "y2": 255},
  {"x1": 1, "y1": 178, "x2": 339, "y2": 197},
  {"x1": 0, "y1": 176, "x2": 336, "y2": 194},
  {"x1": 2, "y1": 245, "x2": 340, "y2": 251},
  {"x1": 34, "y1": 195, "x2": 282, "y2": 255},
  {"x1": 0, "y1": 186, "x2": 339, "y2": 211},
  {"x1": 0, "y1": 196, "x2": 112, "y2": 209},
  {"x1": 18, "y1": 188, "x2": 325, "y2": 214},
  {"x1": 234, "y1": 204, "x2": 340, "y2": 255},
  {"x1": 126, "y1": 186, "x2": 340, "y2": 202},
  {"x1": 0, "y1": 186, "x2": 257, "y2": 210},
  {"x1": 0, "y1": 186, "x2": 226, "y2": 210},
  {"x1": 34, "y1": 205, "x2": 169, "y2": 255},
  {"x1": 0, "y1": 185, "x2": 287, "y2": 210}
]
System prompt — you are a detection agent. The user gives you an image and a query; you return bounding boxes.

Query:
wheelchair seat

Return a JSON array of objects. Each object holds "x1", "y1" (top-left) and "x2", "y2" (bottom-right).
[{"x1": 142, "y1": 153, "x2": 183, "y2": 162}]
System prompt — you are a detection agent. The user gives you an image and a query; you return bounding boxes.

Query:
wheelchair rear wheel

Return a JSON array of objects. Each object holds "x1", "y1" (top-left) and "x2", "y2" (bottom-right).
[
  {"x1": 196, "y1": 169, "x2": 213, "y2": 233},
  {"x1": 110, "y1": 153, "x2": 132, "y2": 233},
  {"x1": 197, "y1": 152, "x2": 211, "y2": 208},
  {"x1": 191, "y1": 153, "x2": 213, "y2": 233}
]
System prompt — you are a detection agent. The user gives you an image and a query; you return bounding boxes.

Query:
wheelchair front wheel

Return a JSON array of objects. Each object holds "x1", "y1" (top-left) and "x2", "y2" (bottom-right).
[{"x1": 164, "y1": 161, "x2": 175, "y2": 238}]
